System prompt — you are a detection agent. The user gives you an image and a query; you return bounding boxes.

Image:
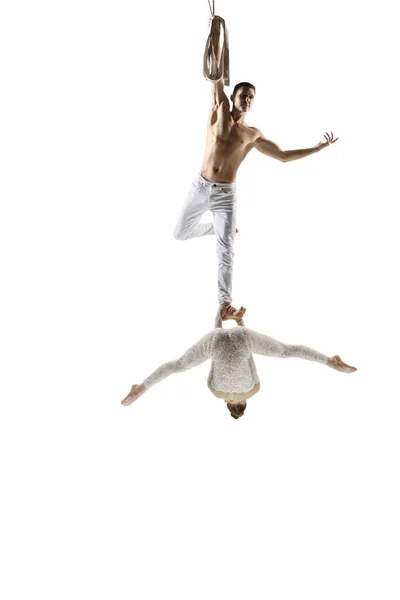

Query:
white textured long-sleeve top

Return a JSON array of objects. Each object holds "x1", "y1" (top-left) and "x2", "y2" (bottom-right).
[{"x1": 142, "y1": 327, "x2": 328, "y2": 396}]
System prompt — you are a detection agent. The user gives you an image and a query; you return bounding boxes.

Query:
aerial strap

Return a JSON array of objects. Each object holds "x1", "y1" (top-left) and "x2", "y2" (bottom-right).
[{"x1": 203, "y1": 3, "x2": 230, "y2": 86}]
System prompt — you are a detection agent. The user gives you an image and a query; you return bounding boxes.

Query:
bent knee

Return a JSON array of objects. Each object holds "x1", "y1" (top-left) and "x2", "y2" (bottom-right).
[{"x1": 173, "y1": 227, "x2": 187, "y2": 241}]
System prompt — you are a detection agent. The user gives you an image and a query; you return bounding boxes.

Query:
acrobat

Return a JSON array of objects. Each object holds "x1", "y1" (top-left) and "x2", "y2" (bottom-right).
[
  {"x1": 121, "y1": 309, "x2": 356, "y2": 419},
  {"x1": 173, "y1": 15, "x2": 338, "y2": 322}
]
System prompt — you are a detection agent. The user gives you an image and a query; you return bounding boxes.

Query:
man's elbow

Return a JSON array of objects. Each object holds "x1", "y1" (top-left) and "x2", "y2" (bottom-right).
[{"x1": 279, "y1": 151, "x2": 288, "y2": 163}]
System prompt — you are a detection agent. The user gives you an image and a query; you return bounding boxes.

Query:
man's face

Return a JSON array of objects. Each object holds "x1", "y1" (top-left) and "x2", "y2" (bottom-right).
[{"x1": 232, "y1": 86, "x2": 255, "y2": 113}]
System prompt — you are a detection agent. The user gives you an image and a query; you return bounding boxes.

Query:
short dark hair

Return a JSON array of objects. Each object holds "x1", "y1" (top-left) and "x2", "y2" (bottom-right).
[
  {"x1": 226, "y1": 401, "x2": 247, "y2": 419},
  {"x1": 232, "y1": 82, "x2": 256, "y2": 97}
]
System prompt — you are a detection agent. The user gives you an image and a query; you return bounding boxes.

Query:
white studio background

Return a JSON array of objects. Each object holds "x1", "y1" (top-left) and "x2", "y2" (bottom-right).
[{"x1": 0, "y1": 1, "x2": 399, "y2": 599}]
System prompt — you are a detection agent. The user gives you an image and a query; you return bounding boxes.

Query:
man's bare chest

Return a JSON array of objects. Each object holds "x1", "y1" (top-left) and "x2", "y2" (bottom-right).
[{"x1": 208, "y1": 121, "x2": 256, "y2": 150}]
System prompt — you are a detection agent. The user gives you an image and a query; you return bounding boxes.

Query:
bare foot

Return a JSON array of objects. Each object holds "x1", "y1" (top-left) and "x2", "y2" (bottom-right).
[
  {"x1": 236, "y1": 227, "x2": 239, "y2": 233},
  {"x1": 327, "y1": 355, "x2": 357, "y2": 374},
  {"x1": 220, "y1": 303, "x2": 246, "y2": 322},
  {"x1": 121, "y1": 384, "x2": 145, "y2": 406}
]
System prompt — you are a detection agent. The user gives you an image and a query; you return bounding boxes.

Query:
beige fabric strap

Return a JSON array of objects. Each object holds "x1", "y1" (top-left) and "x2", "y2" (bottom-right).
[{"x1": 203, "y1": 17, "x2": 230, "y2": 86}]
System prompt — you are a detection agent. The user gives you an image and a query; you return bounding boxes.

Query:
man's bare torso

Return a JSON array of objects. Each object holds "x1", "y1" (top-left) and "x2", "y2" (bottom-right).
[{"x1": 200, "y1": 102, "x2": 258, "y2": 183}]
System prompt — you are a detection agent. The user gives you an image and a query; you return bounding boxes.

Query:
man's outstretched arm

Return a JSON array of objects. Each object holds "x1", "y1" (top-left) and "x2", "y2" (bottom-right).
[
  {"x1": 254, "y1": 131, "x2": 338, "y2": 162},
  {"x1": 246, "y1": 328, "x2": 356, "y2": 373},
  {"x1": 121, "y1": 331, "x2": 215, "y2": 406}
]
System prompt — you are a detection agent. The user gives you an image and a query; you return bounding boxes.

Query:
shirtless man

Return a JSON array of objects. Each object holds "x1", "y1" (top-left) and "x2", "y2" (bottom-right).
[{"x1": 173, "y1": 15, "x2": 337, "y2": 321}]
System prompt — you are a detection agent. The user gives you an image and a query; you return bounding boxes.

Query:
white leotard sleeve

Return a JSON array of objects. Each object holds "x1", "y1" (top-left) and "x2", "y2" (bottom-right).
[
  {"x1": 142, "y1": 331, "x2": 215, "y2": 390},
  {"x1": 246, "y1": 329, "x2": 329, "y2": 364}
]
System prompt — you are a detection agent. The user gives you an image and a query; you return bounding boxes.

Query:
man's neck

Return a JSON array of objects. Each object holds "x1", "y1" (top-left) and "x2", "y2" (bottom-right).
[{"x1": 231, "y1": 108, "x2": 247, "y2": 125}]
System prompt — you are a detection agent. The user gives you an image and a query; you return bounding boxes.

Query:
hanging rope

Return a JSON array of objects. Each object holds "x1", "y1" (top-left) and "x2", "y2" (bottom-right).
[{"x1": 203, "y1": 2, "x2": 230, "y2": 86}]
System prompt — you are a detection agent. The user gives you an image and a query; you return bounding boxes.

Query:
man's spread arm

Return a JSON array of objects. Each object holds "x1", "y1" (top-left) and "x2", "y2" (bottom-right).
[{"x1": 254, "y1": 130, "x2": 338, "y2": 162}]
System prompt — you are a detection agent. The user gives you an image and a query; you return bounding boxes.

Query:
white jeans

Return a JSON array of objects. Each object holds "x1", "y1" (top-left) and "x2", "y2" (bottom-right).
[{"x1": 174, "y1": 173, "x2": 237, "y2": 304}]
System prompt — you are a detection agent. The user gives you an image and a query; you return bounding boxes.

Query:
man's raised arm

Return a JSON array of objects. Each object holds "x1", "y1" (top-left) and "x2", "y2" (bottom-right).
[
  {"x1": 254, "y1": 131, "x2": 338, "y2": 163},
  {"x1": 212, "y1": 79, "x2": 229, "y2": 108}
]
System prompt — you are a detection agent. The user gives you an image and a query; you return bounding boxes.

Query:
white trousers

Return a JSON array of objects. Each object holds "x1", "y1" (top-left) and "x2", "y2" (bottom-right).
[{"x1": 174, "y1": 173, "x2": 237, "y2": 304}]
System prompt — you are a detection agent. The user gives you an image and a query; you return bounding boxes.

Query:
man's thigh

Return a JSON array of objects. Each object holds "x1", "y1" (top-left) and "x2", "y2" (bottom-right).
[
  {"x1": 210, "y1": 190, "x2": 237, "y2": 242},
  {"x1": 176, "y1": 178, "x2": 209, "y2": 223}
]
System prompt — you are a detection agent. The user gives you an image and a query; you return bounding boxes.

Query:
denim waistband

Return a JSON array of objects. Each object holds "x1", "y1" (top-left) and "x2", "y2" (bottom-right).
[{"x1": 197, "y1": 173, "x2": 237, "y2": 189}]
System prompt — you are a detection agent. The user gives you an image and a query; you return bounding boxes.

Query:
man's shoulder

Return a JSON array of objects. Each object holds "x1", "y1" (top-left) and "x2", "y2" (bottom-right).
[
  {"x1": 242, "y1": 125, "x2": 262, "y2": 145},
  {"x1": 247, "y1": 126, "x2": 262, "y2": 137}
]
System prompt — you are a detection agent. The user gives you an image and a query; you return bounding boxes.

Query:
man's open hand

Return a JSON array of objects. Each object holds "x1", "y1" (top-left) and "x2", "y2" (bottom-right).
[
  {"x1": 208, "y1": 15, "x2": 223, "y2": 28},
  {"x1": 317, "y1": 131, "x2": 338, "y2": 149},
  {"x1": 327, "y1": 355, "x2": 357, "y2": 373},
  {"x1": 121, "y1": 384, "x2": 145, "y2": 406}
]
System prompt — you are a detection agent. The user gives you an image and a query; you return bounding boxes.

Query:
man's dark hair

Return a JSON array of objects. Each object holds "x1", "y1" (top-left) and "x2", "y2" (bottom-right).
[
  {"x1": 232, "y1": 82, "x2": 256, "y2": 97},
  {"x1": 226, "y1": 401, "x2": 247, "y2": 419}
]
